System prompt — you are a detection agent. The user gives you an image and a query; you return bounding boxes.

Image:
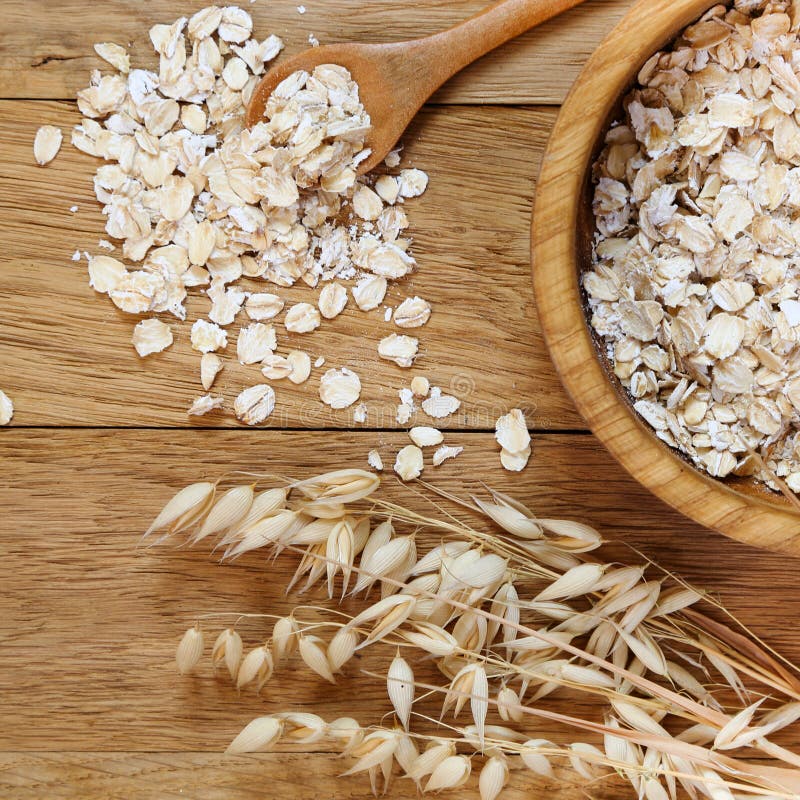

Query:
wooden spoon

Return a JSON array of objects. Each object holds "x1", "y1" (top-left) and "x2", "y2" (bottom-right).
[{"x1": 245, "y1": 0, "x2": 587, "y2": 174}]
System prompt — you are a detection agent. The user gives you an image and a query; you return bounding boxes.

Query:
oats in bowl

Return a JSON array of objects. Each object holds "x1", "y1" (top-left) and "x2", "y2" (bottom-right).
[{"x1": 585, "y1": 1, "x2": 800, "y2": 492}]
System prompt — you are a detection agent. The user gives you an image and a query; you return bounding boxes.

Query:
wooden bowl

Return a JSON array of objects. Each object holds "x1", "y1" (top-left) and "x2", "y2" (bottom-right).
[{"x1": 531, "y1": 0, "x2": 800, "y2": 554}]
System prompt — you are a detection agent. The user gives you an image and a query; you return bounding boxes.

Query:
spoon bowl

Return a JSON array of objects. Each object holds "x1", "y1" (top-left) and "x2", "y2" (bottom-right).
[
  {"x1": 245, "y1": 42, "x2": 415, "y2": 175},
  {"x1": 245, "y1": 0, "x2": 587, "y2": 173}
]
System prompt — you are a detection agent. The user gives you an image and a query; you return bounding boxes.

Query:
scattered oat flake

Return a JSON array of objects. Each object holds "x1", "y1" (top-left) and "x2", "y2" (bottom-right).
[
  {"x1": 246, "y1": 293, "x2": 285, "y2": 321},
  {"x1": 422, "y1": 387, "x2": 460, "y2": 419},
  {"x1": 308, "y1": 33, "x2": 320, "y2": 47},
  {"x1": 71, "y1": 250, "x2": 81, "y2": 262},
  {"x1": 495, "y1": 409, "x2": 530, "y2": 454},
  {"x1": 410, "y1": 376, "x2": 430, "y2": 397},
  {"x1": 287, "y1": 351, "x2": 312, "y2": 384},
  {"x1": 396, "y1": 403, "x2": 413, "y2": 425},
  {"x1": 297, "y1": 4, "x2": 306, "y2": 12},
  {"x1": 319, "y1": 368, "x2": 361, "y2": 409},
  {"x1": 33, "y1": 125, "x2": 62, "y2": 166},
  {"x1": 261, "y1": 354, "x2": 294, "y2": 380},
  {"x1": 0, "y1": 391, "x2": 13, "y2": 425},
  {"x1": 94, "y1": 42, "x2": 130, "y2": 73},
  {"x1": 398, "y1": 169, "x2": 429, "y2": 198},
  {"x1": 384, "y1": 149, "x2": 402, "y2": 168},
  {"x1": 188, "y1": 394, "x2": 224, "y2": 417},
  {"x1": 378, "y1": 334, "x2": 418, "y2": 368},
  {"x1": 409, "y1": 426, "x2": 443, "y2": 447},
  {"x1": 394, "y1": 445, "x2": 423, "y2": 481},
  {"x1": 237, "y1": 323, "x2": 277, "y2": 364},
  {"x1": 318, "y1": 283, "x2": 348, "y2": 319},
  {"x1": 314, "y1": 356, "x2": 326, "y2": 368},
  {"x1": 395, "y1": 296, "x2": 431, "y2": 328},
  {"x1": 98, "y1": 239, "x2": 115, "y2": 251},
  {"x1": 367, "y1": 449, "x2": 383, "y2": 471},
  {"x1": 132, "y1": 318, "x2": 173, "y2": 357},
  {"x1": 501, "y1": 446, "x2": 530, "y2": 473},
  {"x1": 235, "y1": 385, "x2": 276, "y2": 426},
  {"x1": 201, "y1": 353, "x2": 224, "y2": 391},
  {"x1": 88, "y1": 255, "x2": 126, "y2": 294},
  {"x1": 384, "y1": 307, "x2": 393, "y2": 322},
  {"x1": 352, "y1": 276, "x2": 387, "y2": 311},
  {"x1": 191, "y1": 319, "x2": 228, "y2": 353},
  {"x1": 69, "y1": 205, "x2": 79, "y2": 213},
  {"x1": 285, "y1": 303, "x2": 321, "y2": 333},
  {"x1": 433, "y1": 445, "x2": 463, "y2": 466},
  {"x1": 353, "y1": 403, "x2": 367, "y2": 423}
]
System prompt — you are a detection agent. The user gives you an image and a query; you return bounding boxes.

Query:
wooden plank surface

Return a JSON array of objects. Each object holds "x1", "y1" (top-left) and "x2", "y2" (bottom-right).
[
  {"x1": 0, "y1": 752, "x2": 628, "y2": 800},
  {"x1": 3, "y1": 1, "x2": 799, "y2": 798},
  {"x1": 0, "y1": 0, "x2": 635, "y2": 104},
  {"x1": 0, "y1": 100, "x2": 582, "y2": 429}
]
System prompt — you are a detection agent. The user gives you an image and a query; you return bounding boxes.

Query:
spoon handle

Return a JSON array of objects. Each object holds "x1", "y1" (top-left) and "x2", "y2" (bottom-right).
[{"x1": 410, "y1": 0, "x2": 587, "y2": 92}]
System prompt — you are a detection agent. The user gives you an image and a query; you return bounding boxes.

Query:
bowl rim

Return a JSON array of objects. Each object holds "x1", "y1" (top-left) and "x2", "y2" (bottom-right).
[{"x1": 531, "y1": 0, "x2": 800, "y2": 553}]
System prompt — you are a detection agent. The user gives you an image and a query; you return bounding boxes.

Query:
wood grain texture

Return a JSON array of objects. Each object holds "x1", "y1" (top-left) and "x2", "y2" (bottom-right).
[
  {"x1": 532, "y1": 0, "x2": 800, "y2": 552},
  {"x1": 0, "y1": 100, "x2": 580, "y2": 429},
  {"x1": 0, "y1": 0, "x2": 635, "y2": 104},
  {"x1": 0, "y1": 752, "x2": 637, "y2": 800}
]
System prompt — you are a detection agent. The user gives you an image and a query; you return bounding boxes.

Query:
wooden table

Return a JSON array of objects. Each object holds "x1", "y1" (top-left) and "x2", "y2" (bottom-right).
[{"x1": 2, "y1": 1, "x2": 799, "y2": 797}]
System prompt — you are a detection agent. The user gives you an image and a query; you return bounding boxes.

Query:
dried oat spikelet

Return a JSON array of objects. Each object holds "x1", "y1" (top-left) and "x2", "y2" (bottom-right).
[
  {"x1": 212, "y1": 628, "x2": 243, "y2": 680},
  {"x1": 271, "y1": 616, "x2": 299, "y2": 663},
  {"x1": 194, "y1": 485, "x2": 254, "y2": 543},
  {"x1": 176, "y1": 624, "x2": 204, "y2": 674},
  {"x1": 387, "y1": 651, "x2": 414, "y2": 730},
  {"x1": 424, "y1": 754, "x2": 472, "y2": 793},
  {"x1": 327, "y1": 627, "x2": 359, "y2": 673},
  {"x1": 237, "y1": 644, "x2": 274, "y2": 691},
  {"x1": 226, "y1": 715, "x2": 283, "y2": 754},
  {"x1": 479, "y1": 755, "x2": 509, "y2": 800},
  {"x1": 146, "y1": 482, "x2": 216, "y2": 538},
  {"x1": 299, "y1": 634, "x2": 336, "y2": 684}
]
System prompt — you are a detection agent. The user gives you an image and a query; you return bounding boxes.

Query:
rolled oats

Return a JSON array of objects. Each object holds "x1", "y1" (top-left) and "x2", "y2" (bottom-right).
[
  {"x1": 378, "y1": 334, "x2": 418, "y2": 368},
  {"x1": 201, "y1": 352, "x2": 224, "y2": 390},
  {"x1": 394, "y1": 445, "x2": 423, "y2": 481},
  {"x1": 409, "y1": 426, "x2": 443, "y2": 447},
  {"x1": 367, "y1": 449, "x2": 383, "y2": 471},
  {"x1": 235, "y1": 384, "x2": 275, "y2": 425},
  {"x1": 132, "y1": 318, "x2": 174, "y2": 357},
  {"x1": 287, "y1": 350, "x2": 311, "y2": 384},
  {"x1": 319, "y1": 368, "x2": 361, "y2": 409},
  {"x1": 237, "y1": 322, "x2": 276, "y2": 364},
  {"x1": 188, "y1": 394, "x2": 224, "y2": 416},
  {"x1": 64, "y1": 7, "x2": 434, "y2": 426},
  {"x1": 246, "y1": 293, "x2": 284, "y2": 321},
  {"x1": 0, "y1": 390, "x2": 13, "y2": 425},
  {"x1": 318, "y1": 283, "x2": 348, "y2": 319},
  {"x1": 587, "y1": 1, "x2": 800, "y2": 491},
  {"x1": 285, "y1": 303, "x2": 321, "y2": 333},
  {"x1": 33, "y1": 125, "x2": 62, "y2": 165},
  {"x1": 352, "y1": 275, "x2": 387, "y2": 311},
  {"x1": 394, "y1": 296, "x2": 431, "y2": 328},
  {"x1": 433, "y1": 445, "x2": 463, "y2": 466},
  {"x1": 422, "y1": 387, "x2": 460, "y2": 419},
  {"x1": 191, "y1": 319, "x2": 228, "y2": 353},
  {"x1": 410, "y1": 376, "x2": 430, "y2": 397},
  {"x1": 261, "y1": 354, "x2": 294, "y2": 380}
]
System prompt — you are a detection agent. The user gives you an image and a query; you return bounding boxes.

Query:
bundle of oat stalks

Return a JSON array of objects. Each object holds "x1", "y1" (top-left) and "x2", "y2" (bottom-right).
[{"x1": 148, "y1": 471, "x2": 800, "y2": 798}]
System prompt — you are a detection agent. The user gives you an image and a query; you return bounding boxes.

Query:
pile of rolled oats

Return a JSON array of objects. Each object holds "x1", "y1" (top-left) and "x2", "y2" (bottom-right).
[
  {"x1": 586, "y1": 1, "x2": 800, "y2": 491},
  {"x1": 41, "y1": 5, "x2": 433, "y2": 426}
]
